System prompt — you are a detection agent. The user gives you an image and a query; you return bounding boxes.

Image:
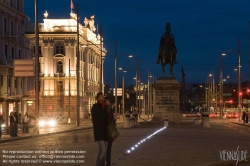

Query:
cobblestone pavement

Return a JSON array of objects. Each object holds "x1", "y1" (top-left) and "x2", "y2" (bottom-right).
[{"x1": 0, "y1": 118, "x2": 250, "y2": 166}]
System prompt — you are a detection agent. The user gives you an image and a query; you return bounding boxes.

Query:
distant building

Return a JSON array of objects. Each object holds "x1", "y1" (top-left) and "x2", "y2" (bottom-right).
[
  {"x1": 25, "y1": 11, "x2": 106, "y2": 119},
  {"x1": 0, "y1": 0, "x2": 32, "y2": 124}
]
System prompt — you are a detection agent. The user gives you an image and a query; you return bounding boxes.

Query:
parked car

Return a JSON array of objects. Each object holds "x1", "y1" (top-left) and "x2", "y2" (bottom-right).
[
  {"x1": 38, "y1": 116, "x2": 57, "y2": 128},
  {"x1": 209, "y1": 113, "x2": 216, "y2": 118},
  {"x1": 226, "y1": 112, "x2": 239, "y2": 119}
]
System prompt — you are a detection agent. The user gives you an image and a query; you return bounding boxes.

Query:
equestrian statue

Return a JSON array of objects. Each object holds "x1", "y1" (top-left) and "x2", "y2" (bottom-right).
[{"x1": 156, "y1": 23, "x2": 177, "y2": 77}]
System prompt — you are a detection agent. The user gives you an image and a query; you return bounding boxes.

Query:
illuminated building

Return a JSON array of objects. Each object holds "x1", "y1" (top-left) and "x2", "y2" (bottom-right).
[{"x1": 25, "y1": 10, "x2": 106, "y2": 119}]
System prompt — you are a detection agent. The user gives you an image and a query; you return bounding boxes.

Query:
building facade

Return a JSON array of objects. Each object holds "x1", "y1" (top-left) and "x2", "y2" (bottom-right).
[
  {"x1": 0, "y1": 0, "x2": 32, "y2": 126},
  {"x1": 25, "y1": 11, "x2": 106, "y2": 120}
]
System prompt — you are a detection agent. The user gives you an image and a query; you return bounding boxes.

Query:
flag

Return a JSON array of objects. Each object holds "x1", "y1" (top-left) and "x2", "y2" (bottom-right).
[{"x1": 70, "y1": 0, "x2": 74, "y2": 10}]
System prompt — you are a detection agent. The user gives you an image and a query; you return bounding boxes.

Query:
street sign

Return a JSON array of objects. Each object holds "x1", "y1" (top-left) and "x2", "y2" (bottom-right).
[
  {"x1": 88, "y1": 85, "x2": 99, "y2": 92},
  {"x1": 138, "y1": 95, "x2": 144, "y2": 99},
  {"x1": 14, "y1": 59, "x2": 34, "y2": 77},
  {"x1": 223, "y1": 93, "x2": 232, "y2": 97},
  {"x1": 113, "y1": 88, "x2": 122, "y2": 96}
]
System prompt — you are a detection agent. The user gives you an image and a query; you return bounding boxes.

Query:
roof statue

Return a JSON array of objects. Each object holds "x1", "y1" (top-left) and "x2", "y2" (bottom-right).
[{"x1": 84, "y1": 15, "x2": 96, "y2": 32}]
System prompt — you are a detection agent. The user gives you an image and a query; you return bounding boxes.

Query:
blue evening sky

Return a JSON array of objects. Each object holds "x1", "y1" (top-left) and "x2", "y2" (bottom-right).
[{"x1": 24, "y1": 0, "x2": 250, "y2": 87}]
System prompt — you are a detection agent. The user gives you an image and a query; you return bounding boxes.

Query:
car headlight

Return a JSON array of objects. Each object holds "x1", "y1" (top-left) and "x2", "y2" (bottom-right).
[
  {"x1": 38, "y1": 120, "x2": 45, "y2": 127},
  {"x1": 47, "y1": 120, "x2": 56, "y2": 127}
]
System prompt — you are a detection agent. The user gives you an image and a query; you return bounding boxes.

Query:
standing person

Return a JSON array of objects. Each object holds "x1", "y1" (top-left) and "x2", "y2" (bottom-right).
[
  {"x1": 245, "y1": 111, "x2": 249, "y2": 123},
  {"x1": 0, "y1": 113, "x2": 4, "y2": 138},
  {"x1": 23, "y1": 112, "x2": 30, "y2": 133},
  {"x1": 91, "y1": 92, "x2": 108, "y2": 166},
  {"x1": 105, "y1": 98, "x2": 116, "y2": 166},
  {"x1": 13, "y1": 111, "x2": 18, "y2": 136},
  {"x1": 242, "y1": 111, "x2": 246, "y2": 124},
  {"x1": 9, "y1": 112, "x2": 16, "y2": 137}
]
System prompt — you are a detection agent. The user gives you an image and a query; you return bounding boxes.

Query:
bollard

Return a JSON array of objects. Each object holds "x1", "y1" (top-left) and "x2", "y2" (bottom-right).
[
  {"x1": 130, "y1": 117, "x2": 135, "y2": 127},
  {"x1": 202, "y1": 112, "x2": 210, "y2": 128},
  {"x1": 164, "y1": 117, "x2": 168, "y2": 127},
  {"x1": 124, "y1": 111, "x2": 131, "y2": 128}
]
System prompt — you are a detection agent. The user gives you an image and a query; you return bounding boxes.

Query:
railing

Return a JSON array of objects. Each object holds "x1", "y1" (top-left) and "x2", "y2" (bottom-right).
[{"x1": 54, "y1": 73, "x2": 65, "y2": 77}]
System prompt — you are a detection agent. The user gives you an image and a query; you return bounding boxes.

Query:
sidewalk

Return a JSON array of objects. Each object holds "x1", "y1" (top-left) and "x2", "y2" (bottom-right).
[
  {"x1": 0, "y1": 115, "x2": 149, "y2": 144},
  {"x1": 0, "y1": 119, "x2": 94, "y2": 143},
  {"x1": 109, "y1": 118, "x2": 250, "y2": 166},
  {"x1": 1, "y1": 116, "x2": 250, "y2": 165},
  {"x1": 227, "y1": 118, "x2": 250, "y2": 127}
]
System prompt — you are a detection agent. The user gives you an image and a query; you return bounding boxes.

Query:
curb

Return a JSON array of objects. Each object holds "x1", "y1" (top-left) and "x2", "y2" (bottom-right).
[
  {"x1": 0, "y1": 127, "x2": 93, "y2": 144},
  {"x1": 229, "y1": 122, "x2": 250, "y2": 128},
  {"x1": 0, "y1": 121, "x2": 125, "y2": 144}
]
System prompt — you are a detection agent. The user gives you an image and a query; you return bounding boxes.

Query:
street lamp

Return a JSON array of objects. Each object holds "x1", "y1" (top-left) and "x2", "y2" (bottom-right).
[
  {"x1": 114, "y1": 41, "x2": 133, "y2": 119},
  {"x1": 219, "y1": 53, "x2": 226, "y2": 119}
]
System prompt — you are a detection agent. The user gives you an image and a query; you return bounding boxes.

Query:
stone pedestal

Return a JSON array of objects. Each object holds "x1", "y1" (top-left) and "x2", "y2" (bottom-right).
[
  {"x1": 201, "y1": 112, "x2": 210, "y2": 128},
  {"x1": 124, "y1": 112, "x2": 131, "y2": 128},
  {"x1": 152, "y1": 77, "x2": 181, "y2": 122}
]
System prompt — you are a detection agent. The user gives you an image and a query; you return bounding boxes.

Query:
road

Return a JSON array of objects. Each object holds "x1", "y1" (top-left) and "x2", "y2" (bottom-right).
[{"x1": 1, "y1": 119, "x2": 250, "y2": 166}]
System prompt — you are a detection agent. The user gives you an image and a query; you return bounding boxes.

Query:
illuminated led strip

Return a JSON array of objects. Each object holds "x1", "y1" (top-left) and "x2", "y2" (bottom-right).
[{"x1": 126, "y1": 126, "x2": 166, "y2": 154}]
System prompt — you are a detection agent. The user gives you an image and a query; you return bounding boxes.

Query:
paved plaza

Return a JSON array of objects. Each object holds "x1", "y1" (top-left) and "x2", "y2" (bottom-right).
[{"x1": 0, "y1": 117, "x2": 250, "y2": 166}]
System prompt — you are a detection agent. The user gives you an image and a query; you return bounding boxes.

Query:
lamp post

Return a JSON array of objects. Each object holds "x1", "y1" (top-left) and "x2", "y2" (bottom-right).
[
  {"x1": 114, "y1": 41, "x2": 133, "y2": 119},
  {"x1": 115, "y1": 42, "x2": 118, "y2": 119},
  {"x1": 238, "y1": 38, "x2": 241, "y2": 110},
  {"x1": 219, "y1": 53, "x2": 226, "y2": 118},
  {"x1": 34, "y1": 0, "x2": 39, "y2": 118},
  {"x1": 147, "y1": 69, "x2": 150, "y2": 118},
  {"x1": 208, "y1": 73, "x2": 212, "y2": 110},
  {"x1": 68, "y1": 59, "x2": 71, "y2": 123},
  {"x1": 76, "y1": 3, "x2": 80, "y2": 126},
  {"x1": 136, "y1": 57, "x2": 140, "y2": 112}
]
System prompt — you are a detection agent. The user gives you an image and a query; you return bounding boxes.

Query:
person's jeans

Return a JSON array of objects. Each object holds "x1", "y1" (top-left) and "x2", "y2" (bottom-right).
[
  {"x1": 96, "y1": 141, "x2": 107, "y2": 166},
  {"x1": 106, "y1": 141, "x2": 113, "y2": 166}
]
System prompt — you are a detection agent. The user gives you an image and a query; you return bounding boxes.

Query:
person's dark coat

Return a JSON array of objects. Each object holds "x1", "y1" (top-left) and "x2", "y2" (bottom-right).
[
  {"x1": 107, "y1": 106, "x2": 116, "y2": 141},
  {"x1": 9, "y1": 115, "x2": 16, "y2": 137},
  {"x1": 91, "y1": 102, "x2": 108, "y2": 141},
  {"x1": 246, "y1": 112, "x2": 249, "y2": 123},
  {"x1": 242, "y1": 112, "x2": 246, "y2": 123}
]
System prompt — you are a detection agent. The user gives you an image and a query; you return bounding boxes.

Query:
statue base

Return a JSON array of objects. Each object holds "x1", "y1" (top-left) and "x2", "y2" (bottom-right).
[{"x1": 152, "y1": 77, "x2": 181, "y2": 123}]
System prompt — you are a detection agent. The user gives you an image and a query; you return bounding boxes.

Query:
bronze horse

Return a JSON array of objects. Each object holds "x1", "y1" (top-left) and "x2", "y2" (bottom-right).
[{"x1": 157, "y1": 34, "x2": 177, "y2": 77}]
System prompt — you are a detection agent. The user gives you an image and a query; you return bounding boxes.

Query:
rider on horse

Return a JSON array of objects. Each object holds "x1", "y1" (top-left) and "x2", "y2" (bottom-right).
[{"x1": 156, "y1": 23, "x2": 177, "y2": 65}]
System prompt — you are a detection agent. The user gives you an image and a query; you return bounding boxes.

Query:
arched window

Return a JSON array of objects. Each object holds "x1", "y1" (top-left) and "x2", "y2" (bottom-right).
[{"x1": 57, "y1": 61, "x2": 63, "y2": 73}]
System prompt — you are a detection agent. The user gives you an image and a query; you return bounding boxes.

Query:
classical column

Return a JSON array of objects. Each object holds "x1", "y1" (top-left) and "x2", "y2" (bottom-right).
[
  {"x1": 10, "y1": 77, "x2": 15, "y2": 95},
  {"x1": 2, "y1": 74, "x2": 9, "y2": 127},
  {"x1": 17, "y1": 78, "x2": 21, "y2": 95},
  {"x1": 23, "y1": 78, "x2": 27, "y2": 95}
]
